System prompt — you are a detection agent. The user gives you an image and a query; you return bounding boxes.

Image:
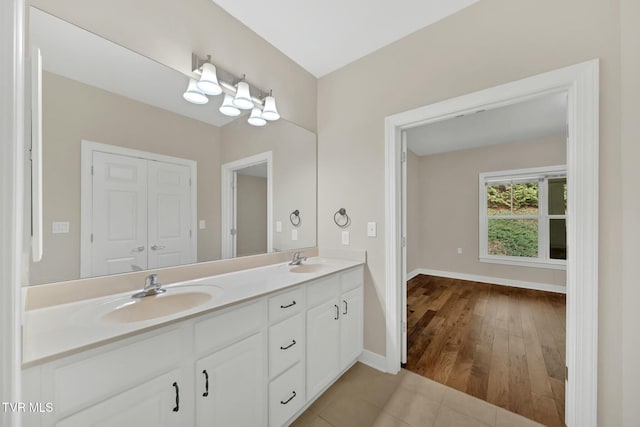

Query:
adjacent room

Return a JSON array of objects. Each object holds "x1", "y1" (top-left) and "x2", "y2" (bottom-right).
[{"x1": 404, "y1": 92, "x2": 568, "y2": 426}]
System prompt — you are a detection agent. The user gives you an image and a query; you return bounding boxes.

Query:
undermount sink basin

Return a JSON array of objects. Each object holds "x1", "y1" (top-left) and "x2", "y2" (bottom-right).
[
  {"x1": 100, "y1": 286, "x2": 221, "y2": 324},
  {"x1": 288, "y1": 264, "x2": 328, "y2": 274}
]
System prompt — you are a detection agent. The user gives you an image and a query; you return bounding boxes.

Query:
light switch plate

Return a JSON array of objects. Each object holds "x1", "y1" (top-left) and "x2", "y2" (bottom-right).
[
  {"x1": 276, "y1": 221, "x2": 282, "y2": 232},
  {"x1": 199, "y1": 220, "x2": 206, "y2": 229},
  {"x1": 52, "y1": 221, "x2": 69, "y2": 234},
  {"x1": 367, "y1": 222, "x2": 377, "y2": 237},
  {"x1": 341, "y1": 231, "x2": 350, "y2": 245},
  {"x1": 291, "y1": 229, "x2": 298, "y2": 241},
  {"x1": 457, "y1": 247, "x2": 463, "y2": 255}
]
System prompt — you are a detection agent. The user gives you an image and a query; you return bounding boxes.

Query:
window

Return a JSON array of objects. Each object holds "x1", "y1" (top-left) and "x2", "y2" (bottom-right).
[{"x1": 479, "y1": 165, "x2": 566, "y2": 269}]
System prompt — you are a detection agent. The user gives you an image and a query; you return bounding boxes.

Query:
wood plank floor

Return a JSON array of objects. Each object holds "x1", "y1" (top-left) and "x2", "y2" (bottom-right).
[{"x1": 406, "y1": 275, "x2": 566, "y2": 427}]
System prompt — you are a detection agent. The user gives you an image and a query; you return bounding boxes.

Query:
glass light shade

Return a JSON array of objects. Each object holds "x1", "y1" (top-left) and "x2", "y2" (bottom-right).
[
  {"x1": 196, "y1": 63, "x2": 222, "y2": 95},
  {"x1": 233, "y1": 81, "x2": 254, "y2": 110},
  {"x1": 248, "y1": 107, "x2": 266, "y2": 126},
  {"x1": 219, "y1": 93, "x2": 241, "y2": 117},
  {"x1": 183, "y1": 79, "x2": 208, "y2": 104},
  {"x1": 261, "y1": 95, "x2": 280, "y2": 121}
]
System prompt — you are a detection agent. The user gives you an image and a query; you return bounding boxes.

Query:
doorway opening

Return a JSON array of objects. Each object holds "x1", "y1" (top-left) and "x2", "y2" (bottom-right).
[
  {"x1": 221, "y1": 151, "x2": 273, "y2": 259},
  {"x1": 401, "y1": 91, "x2": 568, "y2": 425},
  {"x1": 384, "y1": 60, "x2": 599, "y2": 427}
]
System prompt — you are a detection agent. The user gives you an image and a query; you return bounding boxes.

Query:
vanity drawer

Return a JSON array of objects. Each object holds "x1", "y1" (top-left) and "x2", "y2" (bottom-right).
[
  {"x1": 306, "y1": 274, "x2": 339, "y2": 308},
  {"x1": 268, "y1": 287, "x2": 304, "y2": 323},
  {"x1": 341, "y1": 266, "x2": 364, "y2": 293},
  {"x1": 269, "y1": 363, "x2": 305, "y2": 427},
  {"x1": 195, "y1": 299, "x2": 265, "y2": 355},
  {"x1": 269, "y1": 314, "x2": 304, "y2": 378}
]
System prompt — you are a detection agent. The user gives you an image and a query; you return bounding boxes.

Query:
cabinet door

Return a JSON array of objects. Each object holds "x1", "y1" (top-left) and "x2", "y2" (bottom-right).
[
  {"x1": 55, "y1": 370, "x2": 187, "y2": 427},
  {"x1": 195, "y1": 333, "x2": 266, "y2": 427},
  {"x1": 306, "y1": 300, "x2": 341, "y2": 399},
  {"x1": 340, "y1": 286, "x2": 364, "y2": 370}
]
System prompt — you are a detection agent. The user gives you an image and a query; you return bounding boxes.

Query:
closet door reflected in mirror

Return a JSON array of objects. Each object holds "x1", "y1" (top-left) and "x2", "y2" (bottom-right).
[{"x1": 82, "y1": 142, "x2": 196, "y2": 278}]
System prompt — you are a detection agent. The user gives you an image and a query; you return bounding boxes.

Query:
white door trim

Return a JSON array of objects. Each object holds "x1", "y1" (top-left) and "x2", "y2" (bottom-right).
[
  {"x1": 80, "y1": 140, "x2": 198, "y2": 278},
  {"x1": 221, "y1": 151, "x2": 273, "y2": 259},
  {"x1": 384, "y1": 60, "x2": 599, "y2": 427},
  {"x1": 0, "y1": 0, "x2": 24, "y2": 420}
]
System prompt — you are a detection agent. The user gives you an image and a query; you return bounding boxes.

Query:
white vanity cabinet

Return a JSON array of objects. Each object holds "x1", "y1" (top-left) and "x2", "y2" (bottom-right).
[
  {"x1": 26, "y1": 326, "x2": 193, "y2": 427},
  {"x1": 22, "y1": 263, "x2": 364, "y2": 427},
  {"x1": 267, "y1": 287, "x2": 307, "y2": 427},
  {"x1": 55, "y1": 369, "x2": 187, "y2": 427},
  {"x1": 194, "y1": 300, "x2": 267, "y2": 427},
  {"x1": 306, "y1": 266, "x2": 364, "y2": 399}
]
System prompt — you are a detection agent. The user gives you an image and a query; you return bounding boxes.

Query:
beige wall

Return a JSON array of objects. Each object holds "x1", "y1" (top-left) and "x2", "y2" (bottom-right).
[
  {"x1": 236, "y1": 175, "x2": 268, "y2": 257},
  {"x1": 620, "y1": 0, "x2": 640, "y2": 424},
  {"x1": 408, "y1": 136, "x2": 566, "y2": 287},
  {"x1": 221, "y1": 119, "x2": 317, "y2": 252},
  {"x1": 317, "y1": 0, "x2": 623, "y2": 423},
  {"x1": 29, "y1": 72, "x2": 222, "y2": 285},
  {"x1": 28, "y1": 0, "x2": 317, "y2": 133}
]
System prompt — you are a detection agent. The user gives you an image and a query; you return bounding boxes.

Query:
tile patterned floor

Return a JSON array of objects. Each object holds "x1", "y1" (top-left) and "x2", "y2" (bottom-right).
[{"x1": 291, "y1": 363, "x2": 546, "y2": 427}]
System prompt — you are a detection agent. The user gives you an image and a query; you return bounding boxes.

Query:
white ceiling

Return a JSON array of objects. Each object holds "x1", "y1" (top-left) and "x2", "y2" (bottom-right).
[
  {"x1": 406, "y1": 92, "x2": 568, "y2": 156},
  {"x1": 210, "y1": 0, "x2": 479, "y2": 77},
  {"x1": 30, "y1": 8, "x2": 238, "y2": 128}
]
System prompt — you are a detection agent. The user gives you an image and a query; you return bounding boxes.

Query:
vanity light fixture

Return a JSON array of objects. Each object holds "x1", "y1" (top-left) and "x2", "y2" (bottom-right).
[
  {"x1": 196, "y1": 62, "x2": 222, "y2": 95},
  {"x1": 219, "y1": 93, "x2": 241, "y2": 117},
  {"x1": 183, "y1": 78, "x2": 209, "y2": 104},
  {"x1": 233, "y1": 78, "x2": 254, "y2": 110},
  {"x1": 186, "y1": 53, "x2": 281, "y2": 126},
  {"x1": 261, "y1": 90, "x2": 280, "y2": 121},
  {"x1": 248, "y1": 107, "x2": 267, "y2": 126}
]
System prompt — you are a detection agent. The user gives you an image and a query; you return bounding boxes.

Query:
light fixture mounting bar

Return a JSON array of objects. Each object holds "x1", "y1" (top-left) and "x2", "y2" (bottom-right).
[{"x1": 191, "y1": 53, "x2": 270, "y2": 102}]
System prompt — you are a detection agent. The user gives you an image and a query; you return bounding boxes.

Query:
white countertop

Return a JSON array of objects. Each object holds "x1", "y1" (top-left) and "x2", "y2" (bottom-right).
[{"x1": 22, "y1": 257, "x2": 363, "y2": 366}]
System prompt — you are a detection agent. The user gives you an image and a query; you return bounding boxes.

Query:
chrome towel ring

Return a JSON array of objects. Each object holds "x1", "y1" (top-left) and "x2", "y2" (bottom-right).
[
  {"x1": 334, "y1": 208, "x2": 350, "y2": 228},
  {"x1": 290, "y1": 209, "x2": 301, "y2": 226}
]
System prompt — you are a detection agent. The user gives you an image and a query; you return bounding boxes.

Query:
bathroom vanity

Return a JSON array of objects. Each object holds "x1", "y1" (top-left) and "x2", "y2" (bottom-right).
[{"x1": 21, "y1": 257, "x2": 364, "y2": 427}]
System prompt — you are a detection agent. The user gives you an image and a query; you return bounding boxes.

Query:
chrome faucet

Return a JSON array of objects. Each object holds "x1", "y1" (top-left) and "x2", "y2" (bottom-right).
[
  {"x1": 289, "y1": 252, "x2": 307, "y2": 266},
  {"x1": 132, "y1": 274, "x2": 167, "y2": 298}
]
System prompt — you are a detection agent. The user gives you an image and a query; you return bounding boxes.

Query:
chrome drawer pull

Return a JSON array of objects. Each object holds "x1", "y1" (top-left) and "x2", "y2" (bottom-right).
[
  {"x1": 280, "y1": 300, "x2": 296, "y2": 309},
  {"x1": 280, "y1": 390, "x2": 297, "y2": 405},
  {"x1": 334, "y1": 304, "x2": 339, "y2": 320},
  {"x1": 280, "y1": 339, "x2": 296, "y2": 350}
]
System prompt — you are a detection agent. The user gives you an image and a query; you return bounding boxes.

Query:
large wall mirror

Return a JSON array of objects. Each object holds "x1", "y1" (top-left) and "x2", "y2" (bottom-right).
[{"x1": 27, "y1": 7, "x2": 317, "y2": 285}]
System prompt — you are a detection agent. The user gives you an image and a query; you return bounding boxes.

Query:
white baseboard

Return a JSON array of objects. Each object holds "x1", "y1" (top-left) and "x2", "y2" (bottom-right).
[
  {"x1": 406, "y1": 269, "x2": 421, "y2": 281},
  {"x1": 407, "y1": 268, "x2": 566, "y2": 294},
  {"x1": 358, "y1": 349, "x2": 388, "y2": 373}
]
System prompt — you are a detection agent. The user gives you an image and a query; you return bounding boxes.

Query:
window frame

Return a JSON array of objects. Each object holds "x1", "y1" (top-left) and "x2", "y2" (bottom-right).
[{"x1": 478, "y1": 164, "x2": 567, "y2": 270}]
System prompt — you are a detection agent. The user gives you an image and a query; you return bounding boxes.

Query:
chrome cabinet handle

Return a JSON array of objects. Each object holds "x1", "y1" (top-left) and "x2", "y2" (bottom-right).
[
  {"x1": 280, "y1": 390, "x2": 296, "y2": 405},
  {"x1": 132, "y1": 246, "x2": 145, "y2": 252},
  {"x1": 151, "y1": 244, "x2": 166, "y2": 250},
  {"x1": 343, "y1": 300, "x2": 348, "y2": 315},
  {"x1": 280, "y1": 339, "x2": 296, "y2": 350},
  {"x1": 202, "y1": 370, "x2": 209, "y2": 397},
  {"x1": 172, "y1": 382, "x2": 180, "y2": 412},
  {"x1": 280, "y1": 300, "x2": 296, "y2": 309},
  {"x1": 334, "y1": 304, "x2": 339, "y2": 320}
]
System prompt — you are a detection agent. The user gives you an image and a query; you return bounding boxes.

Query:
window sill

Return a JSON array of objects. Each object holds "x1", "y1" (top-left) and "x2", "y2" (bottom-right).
[{"x1": 479, "y1": 256, "x2": 566, "y2": 270}]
